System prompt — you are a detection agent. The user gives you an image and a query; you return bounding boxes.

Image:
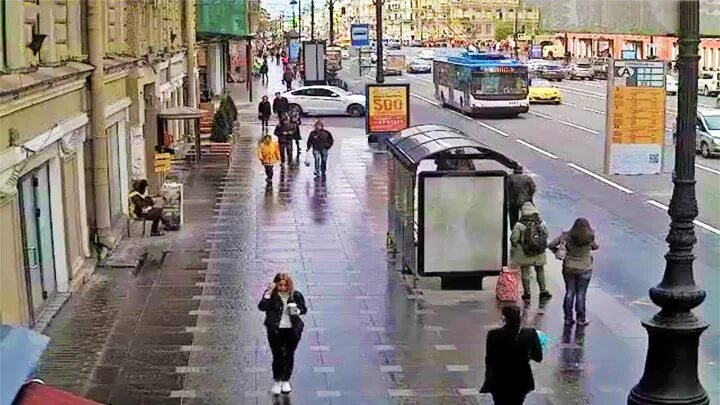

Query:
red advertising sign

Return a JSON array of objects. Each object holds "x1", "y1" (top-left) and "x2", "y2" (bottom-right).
[{"x1": 365, "y1": 84, "x2": 411, "y2": 134}]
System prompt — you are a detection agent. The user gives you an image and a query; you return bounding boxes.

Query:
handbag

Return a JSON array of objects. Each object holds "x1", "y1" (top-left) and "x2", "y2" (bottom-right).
[
  {"x1": 496, "y1": 266, "x2": 520, "y2": 302},
  {"x1": 554, "y1": 234, "x2": 567, "y2": 261}
]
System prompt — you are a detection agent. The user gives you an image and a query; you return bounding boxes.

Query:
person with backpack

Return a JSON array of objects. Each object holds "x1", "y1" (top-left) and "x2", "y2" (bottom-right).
[
  {"x1": 549, "y1": 218, "x2": 599, "y2": 326},
  {"x1": 260, "y1": 58, "x2": 269, "y2": 84},
  {"x1": 480, "y1": 304, "x2": 543, "y2": 404},
  {"x1": 508, "y1": 166, "x2": 536, "y2": 230},
  {"x1": 306, "y1": 120, "x2": 334, "y2": 178},
  {"x1": 510, "y1": 202, "x2": 551, "y2": 301},
  {"x1": 258, "y1": 272, "x2": 307, "y2": 395}
]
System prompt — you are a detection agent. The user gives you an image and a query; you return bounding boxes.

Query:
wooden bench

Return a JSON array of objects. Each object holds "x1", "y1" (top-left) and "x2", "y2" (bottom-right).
[
  {"x1": 127, "y1": 217, "x2": 149, "y2": 237},
  {"x1": 186, "y1": 143, "x2": 233, "y2": 165}
]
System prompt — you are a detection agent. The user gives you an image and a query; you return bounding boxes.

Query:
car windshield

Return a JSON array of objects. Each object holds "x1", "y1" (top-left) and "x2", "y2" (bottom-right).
[
  {"x1": 472, "y1": 73, "x2": 528, "y2": 96},
  {"x1": 544, "y1": 65, "x2": 562, "y2": 70},
  {"x1": 577, "y1": 64, "x2": 591, "y2": 68},
  {"x1": 704, "y1": 115, "x2": 720, "y2": 130}
]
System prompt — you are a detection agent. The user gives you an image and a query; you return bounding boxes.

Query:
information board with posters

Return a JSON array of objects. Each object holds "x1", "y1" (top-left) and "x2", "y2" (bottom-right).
[
  {"x1": 604, "y1": 59, "x2": 667, "y2": 175},
  {"x1": 365, "y1": 84, "x2": 411, "y2": 135},
  {"x1": 351, "y1": 24, "x2": 370, "y2": 47}
]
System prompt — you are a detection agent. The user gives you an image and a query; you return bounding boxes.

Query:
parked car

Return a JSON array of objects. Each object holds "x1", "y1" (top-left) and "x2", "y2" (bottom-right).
[
  {"x1": 341, "y1": 49, "x2": 350, "y2": 59},
  {"x1": 410, "y1": 39, "x2": 423, "y2": 47},
  {"x1": 528, "y1": 86, "x2": 562, "y2": 104},
  {"x1": 284, "y1": 86, "x2": 366, "y2": 117},
  {"x1": 666, "y1": 75, "x2": 678, "y2": 95},
  {"x1": 592, "y1": 58, "x2": 609, "y2": 79},
  {"x1": 525, "y1": 59, "x2": 545, "y2": 76},
  {"x1": 696, "y1": 108, "x2": 720, "y2": 158},
  {"x1": 698, "y1": 71, "x2": 720, "y2": 97},
  {"x1": 407, "y1": 59, "x2": 432, "y2": 73},
  {"x1": 568, "y1": 63, "x2": 594, "y2": 80},
  {"x1": 386, "y1": 40, "x2": 402, "y2": 50},
  {"x1": 537, "y1": 64, "x2": 566, "y2": 82},
  {"x1": 418, "y1": 50, "x2": 435, "y2": 60}
]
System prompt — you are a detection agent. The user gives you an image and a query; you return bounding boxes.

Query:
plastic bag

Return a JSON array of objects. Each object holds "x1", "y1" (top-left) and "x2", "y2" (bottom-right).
[
  {"x1": 304, "y1": 153, "x2": 312, "y2": 167},
  {"x1": 495, "y1": 266, "x2": 520, "y2": 302},
  {"x1": 536, "y1": 330, "x2": 557, "y2": 354}
]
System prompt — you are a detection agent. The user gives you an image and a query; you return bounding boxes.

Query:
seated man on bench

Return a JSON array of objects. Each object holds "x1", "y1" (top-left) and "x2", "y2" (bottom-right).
[{"x1": 129, "y1": 179, "x2": 179, "y2": 236}]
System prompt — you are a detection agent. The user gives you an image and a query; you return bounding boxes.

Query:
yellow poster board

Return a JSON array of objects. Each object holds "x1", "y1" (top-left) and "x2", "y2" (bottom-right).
[
  {"x1": 154, "y1": 153, "x2": 172, "y2": 173},
  {"x1": 366, "y1": 84, "x2": 410, "y2": 135}
]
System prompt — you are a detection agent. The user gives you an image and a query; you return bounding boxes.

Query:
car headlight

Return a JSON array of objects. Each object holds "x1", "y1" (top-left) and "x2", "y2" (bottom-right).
[{"x1": 714, "y1": 138, "x2": 720, "y2": 145}]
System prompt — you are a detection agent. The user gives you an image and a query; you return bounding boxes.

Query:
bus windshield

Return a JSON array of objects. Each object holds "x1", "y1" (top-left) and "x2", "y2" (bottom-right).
[{"x1": 471, "y1": 73, "x2": 527, "y2": 96}]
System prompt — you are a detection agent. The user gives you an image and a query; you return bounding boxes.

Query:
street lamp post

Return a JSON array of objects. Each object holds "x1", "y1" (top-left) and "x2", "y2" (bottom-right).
[
  {"x1": 328, "y1": 0, "x2": 335, "y2": 45},
  {"x1": 310, "y1": 0, "x2": 315, "y2": 40},
  {"x1": 375, "y1": 0, "x2": 385, "y2": 83},
  {"x1": 513, "y1": 0, "x2": 520, "y2": 58},
  {"x1": 628, "y1": 0, "x2": 709, "y2": 404}
]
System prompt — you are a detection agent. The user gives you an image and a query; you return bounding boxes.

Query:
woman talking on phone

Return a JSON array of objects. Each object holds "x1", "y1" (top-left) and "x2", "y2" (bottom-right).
[{"x1": 258, "y1": 273, "x2": 307, "y2": 395}]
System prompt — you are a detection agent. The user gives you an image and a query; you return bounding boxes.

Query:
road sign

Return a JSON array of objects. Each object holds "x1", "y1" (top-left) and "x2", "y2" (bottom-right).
[
  {"x1": 604, "y1": 59, "x2": 667, "y2": 175},
  {"x1": 351, "y1": 24, "x2": 370, "y2": 48}
]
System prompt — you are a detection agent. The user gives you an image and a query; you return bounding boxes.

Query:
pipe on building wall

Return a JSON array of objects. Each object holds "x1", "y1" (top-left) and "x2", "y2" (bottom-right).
[
  {"x1": 185, "y1": 0, "x2": 198, "y2": 108},
  {"x1": 88, "y1": 0, "x2": 113, "y2": 248}
]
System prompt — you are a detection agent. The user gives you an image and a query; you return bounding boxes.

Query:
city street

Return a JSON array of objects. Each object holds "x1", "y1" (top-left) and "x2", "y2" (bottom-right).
[{"x1": 33, "y1": 61, "x2": 719, "y2": 404}]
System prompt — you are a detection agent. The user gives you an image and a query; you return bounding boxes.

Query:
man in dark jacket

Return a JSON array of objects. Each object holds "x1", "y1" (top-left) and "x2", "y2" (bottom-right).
[
  {"x1": 129, "y1": 179, "x2": 178, "y2": 236},
  {"x1": 508, "y1": 166, "x2": 536, "y2": 229},
  {"x1": 258, "y1": 96, "x2": 272, "y2": 131},
  {"x1": 282, "y1": 68, "x2": 294, "y2": 91},
  {"x1": 272, "y1": 92, "x2": 289, "y2": 119},
  {"x1": 274, "y1": 117, "x2": 295, "y2": 164},
  {"x1": 260, "y1": 59, "x2": 269, "y2": 84},
  {"x1": 306, "y1": 120, "x2": 334, "y2": 177}
]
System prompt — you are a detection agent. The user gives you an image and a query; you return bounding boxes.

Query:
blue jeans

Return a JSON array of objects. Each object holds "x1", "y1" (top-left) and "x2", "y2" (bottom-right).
[
  {"x1": 562, "y1": 269, "x2": 592, "y2": 321},
  {"x1": 313, "y1": 149, "x2": 328, "y2": 175}
]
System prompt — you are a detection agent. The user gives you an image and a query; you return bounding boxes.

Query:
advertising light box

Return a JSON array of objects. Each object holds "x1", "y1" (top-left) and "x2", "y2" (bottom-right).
[{"x1": 418, "y1": 172, "x2": 508, "y2": 276}]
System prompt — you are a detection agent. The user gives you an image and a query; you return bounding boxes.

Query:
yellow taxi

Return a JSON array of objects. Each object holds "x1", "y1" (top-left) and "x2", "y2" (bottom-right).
[{"x1": 528, "y1": 86, "x2": 562, "y2": 104}]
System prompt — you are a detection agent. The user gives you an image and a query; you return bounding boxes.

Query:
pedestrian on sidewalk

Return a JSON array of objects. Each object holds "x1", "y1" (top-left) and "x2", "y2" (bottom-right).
[
  {"x1": 273, "y1": 92, "x2": 289, "y2": 119},
  {"x1": 510, "y1": 202, "x2": 551, "y2": 301},
  {"x1": 258, "y1": 273, "x2": 307, "y2": 395},
  {"x1": 274, "y1": 116, "x2": 295, "y2": 164},
  {"x1": 257, "y1": 134, "x2": 281, "y2": 183},
  {"x1": 508, "y1": 166, "x2": 536, "y2": 230},
  {"x1": 129, "y1": 179, "x2": 179, "y2": 236},
  {"x1": 480, "y1": 304, "x2": 543, "y2": 405},
  {"x1": 283, "y1": 67, "x2": 294, "y2": 92},
  {"x1": 306, "y1": 120, "x2": 334, "y2": 177},
  {"x1": 288, "y1": 108, "x2": 302, "y2": 153},
  {"x1": 260, "y1": 58, "x2": 269, "y2": 84},
  {"x1": 549, "y1": 217, "x2": 599, "y2": 326},
  {"x1": 258, "y1": 96, "x2": 272, "y2": 131}
]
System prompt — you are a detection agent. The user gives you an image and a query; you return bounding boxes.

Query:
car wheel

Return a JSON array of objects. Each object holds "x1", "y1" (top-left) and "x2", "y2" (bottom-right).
[
  {"x1": 716, "y1": 97, "x2": 720, "y2": 108},
  {"x1": 348, "y1": 104, "x2": 365, "y2": 117},
  {"x1": 703, "y1": 86, "x2": 709, "y2": 96},
  {"x1": 700, "y1": 142, "x2": 710, "y2": 158},
  {"x1": 289, "y1": 104, "x2": 303, "y2": 116}
]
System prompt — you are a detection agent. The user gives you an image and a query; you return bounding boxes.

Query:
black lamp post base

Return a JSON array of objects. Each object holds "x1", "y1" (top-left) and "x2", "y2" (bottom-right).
[{"x1": 628, "y1": 319, "x2": 709, "y2": 405}]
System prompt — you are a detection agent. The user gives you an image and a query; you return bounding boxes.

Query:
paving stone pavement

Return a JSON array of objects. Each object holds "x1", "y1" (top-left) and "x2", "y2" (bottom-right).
[{"x1": 33, "y1": 62, "x2": 677, "y2": 405}]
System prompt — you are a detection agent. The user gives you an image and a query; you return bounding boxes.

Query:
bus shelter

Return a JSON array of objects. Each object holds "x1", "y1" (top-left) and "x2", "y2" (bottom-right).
[{"x1": 387, "y1": 124, "x2": 521, "y2": 289}]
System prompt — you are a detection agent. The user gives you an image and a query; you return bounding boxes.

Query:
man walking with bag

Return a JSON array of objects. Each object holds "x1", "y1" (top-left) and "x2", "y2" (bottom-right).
[{"x1": 306, "y1": 120, "x2": 334, "y2": 178}]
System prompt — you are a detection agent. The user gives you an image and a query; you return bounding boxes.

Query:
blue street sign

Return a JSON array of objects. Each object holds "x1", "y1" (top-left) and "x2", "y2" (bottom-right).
[{"x1": 351, "y1": 24, "x2": 370, "y2": 47}]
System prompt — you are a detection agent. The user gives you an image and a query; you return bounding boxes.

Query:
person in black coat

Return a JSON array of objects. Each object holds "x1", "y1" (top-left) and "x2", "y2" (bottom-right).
[
  {"x1": 480, "y1": 305, "x2": 543, "y2": 405},
  {"x1": 273, "y1": 92, "x2": 289, "y2": 119},
  {"x1": 258, "y1": 273, "x2": 307, "y2": 395},
  {"x1": 258, "y1": 96, "x2": 272, "y2": 131},
  {"x1": 508, "y1": 166, "x2": 537, "y2": 230}
]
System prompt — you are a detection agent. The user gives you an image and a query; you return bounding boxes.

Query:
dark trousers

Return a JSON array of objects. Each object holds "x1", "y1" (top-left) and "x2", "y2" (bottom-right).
[
  {"x1": 279, "y1": 141, "x2": 293, "y2": 164},
  {"x1": 492, "y1": 391, "x2": 528, "y2": 405},
  {"x1": 268, "y1": 328, "x2": 300, "y2": 381},
  {"x1": 142, "y1": 207, "x2": 168, "y2": 233},
  {"x1": 261, "y1": 73, "x2": 268, "y2": 84},
  {"x1": 285, "y1": 82, "x2": 292, "y2": 91},
  {"x1": 260, "y1": 118, "x2": 269, "y2": 130},
  {"x1": 264, "y1": 165, "x2": 274, "y2": 181},
  {"x1": 562, "y1": 269, "x2": 592, "y2": 322}
]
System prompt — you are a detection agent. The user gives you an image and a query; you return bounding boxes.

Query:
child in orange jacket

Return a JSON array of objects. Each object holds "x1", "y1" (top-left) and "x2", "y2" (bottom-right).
[{"x1": 257, "y1": 134, "x2": 281, "y2": 183}]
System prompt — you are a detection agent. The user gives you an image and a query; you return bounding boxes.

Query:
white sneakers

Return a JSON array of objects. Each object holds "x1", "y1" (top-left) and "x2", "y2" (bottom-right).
[{"x1": 270, "y1": 381, "x2": 292, "y2": 395}]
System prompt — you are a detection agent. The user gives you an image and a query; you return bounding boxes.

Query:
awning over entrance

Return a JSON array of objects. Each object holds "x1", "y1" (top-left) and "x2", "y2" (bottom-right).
[
  {"x1": 157, "y1": 106, "x2": 206, "y2": 120},
  {"x1": 386, "y1": 124, "x2": 520, "y2": 170}
]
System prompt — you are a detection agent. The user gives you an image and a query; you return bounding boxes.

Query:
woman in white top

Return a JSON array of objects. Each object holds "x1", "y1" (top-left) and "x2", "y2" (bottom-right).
[{"x1": 258, "y1": 272, "x2": 307, "y2": 395}]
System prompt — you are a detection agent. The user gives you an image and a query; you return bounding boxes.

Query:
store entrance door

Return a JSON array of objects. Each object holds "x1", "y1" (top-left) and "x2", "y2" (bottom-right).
[{"x1": 19, "y1": 164, "x2": 57, "y2": 321}]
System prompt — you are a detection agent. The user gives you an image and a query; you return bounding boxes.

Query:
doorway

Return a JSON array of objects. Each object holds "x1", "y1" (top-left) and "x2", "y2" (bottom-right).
[{"x1": 19, "y1": 164, "x2": 57, "y2": 321}]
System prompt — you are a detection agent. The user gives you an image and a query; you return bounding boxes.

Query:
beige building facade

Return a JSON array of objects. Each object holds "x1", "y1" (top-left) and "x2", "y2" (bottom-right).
[{"x1": 0, "y1": 0, "x2": 197, "y2": 327}]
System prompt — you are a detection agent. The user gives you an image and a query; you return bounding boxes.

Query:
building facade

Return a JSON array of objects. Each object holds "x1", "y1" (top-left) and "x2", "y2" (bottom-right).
[{"x1": 0, "y1": 0, "x2": 198, "y2": 327}]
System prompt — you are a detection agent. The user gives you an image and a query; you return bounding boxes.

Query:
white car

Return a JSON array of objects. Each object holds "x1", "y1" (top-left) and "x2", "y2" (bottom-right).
[
  {"x1": 284, "y1": 86, "x2": 366, "y2": 117},
  {"x1": 418, "y1": 50, "x2": 435, "y2": 60},
  {"x1": 666, "y1": 75, "x2": 678, "y2": 95},
  {"x1": 341, "y1": 49, "x2": 350, "y2": 59}
]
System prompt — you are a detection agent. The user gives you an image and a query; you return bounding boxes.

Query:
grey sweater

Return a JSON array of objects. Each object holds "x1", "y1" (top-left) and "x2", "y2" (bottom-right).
[{"x1": 549, "y1": 231, "x2": 599, "y2": 271}]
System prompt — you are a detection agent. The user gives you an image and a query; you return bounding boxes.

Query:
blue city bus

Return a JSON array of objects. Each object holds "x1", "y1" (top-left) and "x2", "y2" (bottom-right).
[{"x1": 433, "y1": 52, "x2": 530, "y2": 117}]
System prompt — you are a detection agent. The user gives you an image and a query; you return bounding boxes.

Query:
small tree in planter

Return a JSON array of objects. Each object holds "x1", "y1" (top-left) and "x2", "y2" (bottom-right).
[
  {"x1": 220, "y1": 94, "x2": 238, "y2": 122},
  {"x1": 211, "y1": 106, "x2": 231, "y2": 142}
]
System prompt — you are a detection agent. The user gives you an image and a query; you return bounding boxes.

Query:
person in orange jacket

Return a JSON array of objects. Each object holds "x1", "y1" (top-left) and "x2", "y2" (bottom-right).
[{"x1": 257, "y1": 134, "x2": 281, "y2": 183}]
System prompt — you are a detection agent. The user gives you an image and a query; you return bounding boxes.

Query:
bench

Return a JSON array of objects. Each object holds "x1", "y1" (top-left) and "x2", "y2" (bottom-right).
[
  {"x1": 186, "y1": 143, "x2": 233, "y2": 165},
  {"x1": 127, "y1": 217, "x2": 149, "y2": 237}
]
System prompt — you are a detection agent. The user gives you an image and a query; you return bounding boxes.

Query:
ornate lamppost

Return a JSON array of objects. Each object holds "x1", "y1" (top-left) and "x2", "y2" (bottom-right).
[{"x1": 628, "y1": 0, "x2": 709, "y2": 404}]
